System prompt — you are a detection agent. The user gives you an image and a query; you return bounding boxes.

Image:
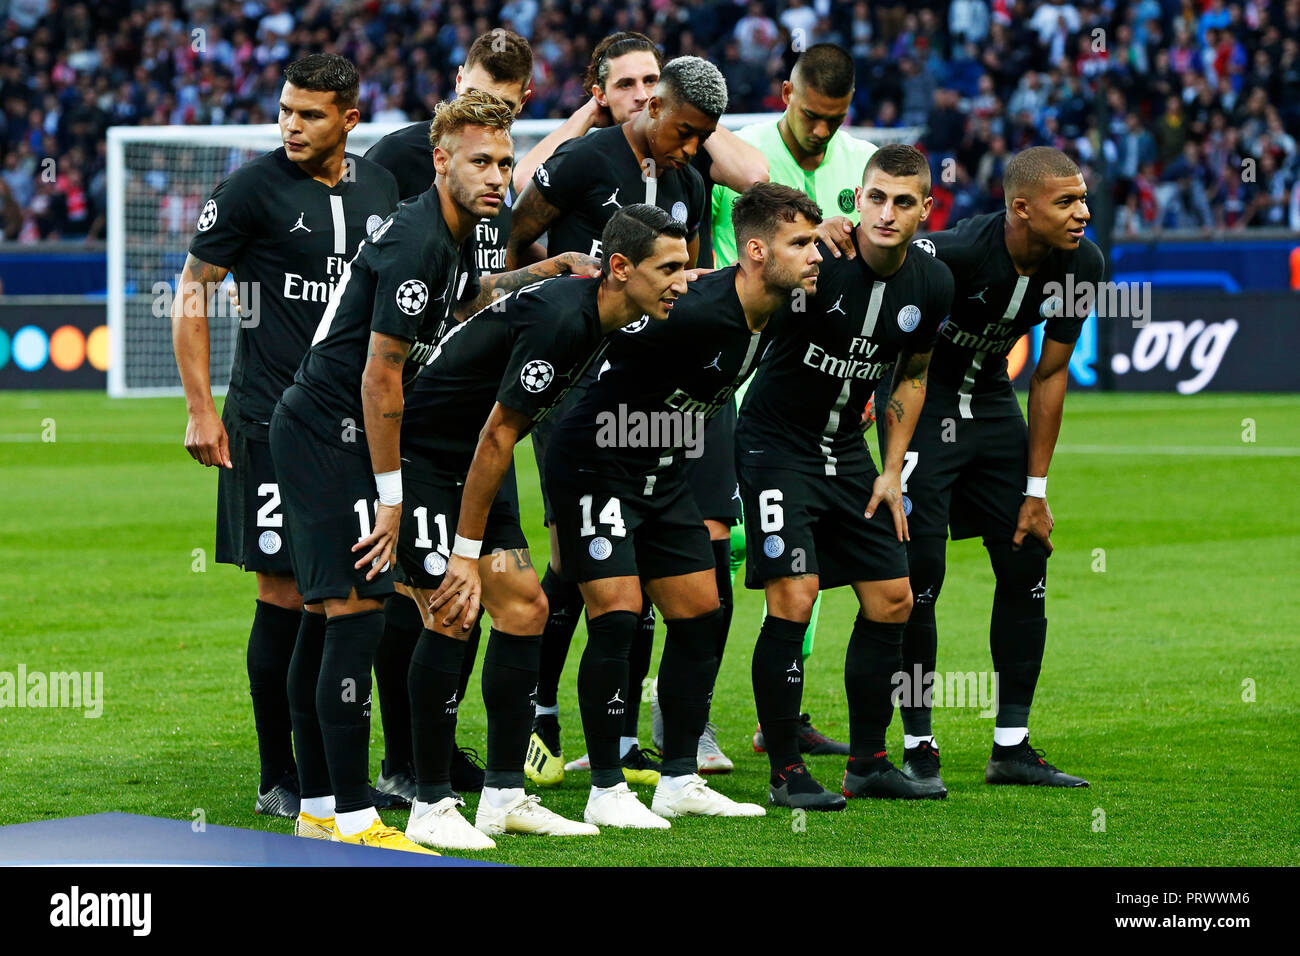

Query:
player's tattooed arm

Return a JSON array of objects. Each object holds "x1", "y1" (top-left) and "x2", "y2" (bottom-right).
[
  {"x1": 505, "y1": 183, "x2": 563, "y2": 271},
  {"x1": 172, "y1": 253, "x2": 233, "y2": 468},
  {"x1": 361, "y1": 331, "x2": 411, "y2": 468},
  {"x1": 427, "y1": 402, "x2": 532, "y2": 630},
  {"x1": 454, "y1": 251, "x2": 601, "y2": 320},
  {"x1": 1015, "y1": 336, "x2": 1075, "y2": 554},
  {"x1": 356, "y1": 330, "x2": 411, "y2": 579},
  {"x1": 867, "y1": 347, "x2": 933, "y2": 542}
]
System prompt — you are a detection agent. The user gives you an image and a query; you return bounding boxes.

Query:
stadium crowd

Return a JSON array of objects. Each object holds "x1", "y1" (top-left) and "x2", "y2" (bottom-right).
[{"x1": 2, "y1": 0, "x2": 1298, "y2": 240}]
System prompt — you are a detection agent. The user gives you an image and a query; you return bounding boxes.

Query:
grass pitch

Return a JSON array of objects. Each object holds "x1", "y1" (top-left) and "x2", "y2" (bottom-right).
[{"x1": 1, "y1": 391, "x2": 1297, "y2": 866}]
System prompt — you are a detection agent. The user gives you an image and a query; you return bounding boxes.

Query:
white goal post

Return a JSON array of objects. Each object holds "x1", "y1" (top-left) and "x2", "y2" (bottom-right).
[{"x1": 106, "y1": 117, "x2": 919, "y2": 397}]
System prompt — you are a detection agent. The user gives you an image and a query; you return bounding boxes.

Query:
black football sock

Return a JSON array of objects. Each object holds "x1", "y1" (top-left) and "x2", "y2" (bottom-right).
[
  {"x1": 752, "y1": 615, "x2": 809, "y2": 778},
  {"x1": 481, "y1": 629, "x2": 542, "y2": 790},
  {"x1": 454, "y1": 614, "x2": 484, "y2": 721},
  {"x1": 986, "y1": 539, "x2": 1050, "y2": 728},
  {"x1": 536, "y1": 567, "x2": 585, "y2": 710},
  {"x1": 374, "y1": 593, "x2": 421, "y2": 776},
  {"x1": 577, "y1": 610, "x2": 638, "y2": 788},
  {"x1": 901, "y1": 535, "x2": 946, "y2": 738},
  {"x1": 287, "y1": 610, "x2": 330, "y2": 799},
  {"x1": 315, "y1": 609, "x2": 384, "y2": 814},
  {"x1": 408, "y1": 629, "x2": 465, "y2": 804},
  {"x1": 844, "y1": 615, "x2": 905, "y2": 759},
  {"x1": 622, "y1": 597, "x2": 655, "y2": 739},
  {"x1": 711, "y1": 538, "x2": 734, "y2": 660},
  {"x1": 658, "y1": 608, "x2": 723, "y2": 777},
  {"x1": 247, "y1": 599, "x2": 300, "y2": 790}
]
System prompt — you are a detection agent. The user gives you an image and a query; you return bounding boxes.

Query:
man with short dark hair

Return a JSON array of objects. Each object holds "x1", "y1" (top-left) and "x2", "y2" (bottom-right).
[
  {"x1": 539, "y1": 182, "x2": 823, "y2": 828},
  {"x1": 404, "y1": 205, "x2": 690, "y2": 847},
  {"x1": 267, "y1": 91, "x2": 520, "y2": 853},
  {"x1": 821, "y1": 146, "x2": 1102, "y2": 791},
  {"x1": 712, "y1": 43, "x2": 878, "y2": 759},
  {"x1": 508, "y1": 55, "x2": 727, "y2": 789},
  {"x1": 364, "y1": 27, "x2": 537, "y2": 804},
  {"x1": 172, "y1": 53, "x2": 399, "y2": 820},
  {"x1": 741, "y1": 146, "x2": 953, "y2": 810}
]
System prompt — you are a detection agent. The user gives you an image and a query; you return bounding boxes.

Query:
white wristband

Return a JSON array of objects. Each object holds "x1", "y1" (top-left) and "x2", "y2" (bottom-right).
[
  {"x1": 452, "y1": 534, "x2": 483, "y2": 560},
  {"x1": 1024, "y1": 476, "x2": 1048, "y2": 498},
  {"x1": 374, "y1": 469, "x2": 402, "y2": 506}
]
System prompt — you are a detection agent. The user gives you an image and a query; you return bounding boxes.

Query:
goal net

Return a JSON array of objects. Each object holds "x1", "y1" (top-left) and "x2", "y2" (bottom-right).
[{"x1": 106, "y1": 117, "x2": 919, "y2": 397}]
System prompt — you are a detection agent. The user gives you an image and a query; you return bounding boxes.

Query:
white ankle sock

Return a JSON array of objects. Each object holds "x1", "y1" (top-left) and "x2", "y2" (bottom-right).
[
  {"x1": 994, "y1": 726, "x2": 1029, "y2": 747},
  {"x1": 904, "y1": 734, "x2": 936, "y2": 750},
  {"x1": 619, "y1": 736, "x2": 638, "y2": 757},
  {"x1": 301, "y1": 796, "x2": 335, "y2": 818},
  {"x1": 335, "y1": 807, "x2": 379, "y2": 836},
  {"x1": 659, "y1": 773, "x2": 694, "y2": 793},
  {"x1": 482, "y1": 786, "x2": 524, "y2": 809},
  {"x1": 535, "y1": 704, "x2": 558, "y2": 717}
]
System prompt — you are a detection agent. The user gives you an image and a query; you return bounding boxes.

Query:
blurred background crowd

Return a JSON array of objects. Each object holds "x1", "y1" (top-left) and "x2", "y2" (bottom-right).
[{"x1": 2, "y1": 0, "x2": 1298, "y2": 241}]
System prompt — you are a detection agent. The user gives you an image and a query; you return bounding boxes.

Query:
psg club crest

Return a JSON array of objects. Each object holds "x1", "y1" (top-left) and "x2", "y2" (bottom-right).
[
  {"x1": 837, "y1": 188, "x2": 855, "y2": 214},
  {"x1": 258, "y1": 530, "x2": 282, "y2": 554},
  {"x1": 366, "y1": 214, "x2": 384, "y2": 236},
  {"x1": 897, "y1": 304, "x2": 921, "y2": 332},
  {"x1": 424, "y1": 552, "x2": 447, "y2": 576},
  {"x1": 763, "y1": 534, "x2": 784, "y2": 558},
  {"x1": 588, "y1": 536, "x2": 613, "y2": 560},
  {"x1": 671, "y1": 201, "x2": 688, "y2": 223},
  {"x1": 395, "y1": 279, "x2": 429, "y2": 315},
  {"x1": 520, "y1": 359, "x2": 555, "y2": 393}
]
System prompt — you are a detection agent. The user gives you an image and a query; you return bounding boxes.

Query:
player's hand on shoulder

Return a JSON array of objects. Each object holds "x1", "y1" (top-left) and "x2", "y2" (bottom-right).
[
  {"x1": 184, "y1": 406, "x2": 232, "y2": 468},
  {"x1": 428, "y1": 554, "x2": 481, "y2": 632},
  {"x1": 556, "y1": 251, "x2": 602, "y2": 278},
  {"x1": 1013, "y1": 496, "x2": 1054, "y2": 554},
  {"x1": 353, "y1": 501, "x2": 402, "y2": 579},
  {"x1": 816, "y1": 216, "x2": 855, "y2": 258},
  {"x1": 684, "y1": 266, "x2": 716, "y2": 281},
  {"x1": 866, "y1": 468, "x2": 908, "y2": 542}
]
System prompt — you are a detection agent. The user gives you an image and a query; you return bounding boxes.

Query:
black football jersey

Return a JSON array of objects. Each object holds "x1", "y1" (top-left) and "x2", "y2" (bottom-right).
[
  {"x1": 401, "y1": 276, "x2": 606, "y2": 478},
  {"x1": 364, "y1": 119, "x2": 515, "y2": 277},
  {"x1": 279, "y1": 184, "x2": 479, "y2": 454},
  {"x1": 187, "y1": 148, "x2": 400, "y2": 422},
  {"x1": 737, "y1": 236, "x2": 954, "y2": 477},
  {"x1": 550, "y1": 266, "x2": 770, "y2": 482},
  {"x1": 530, "y1": 124, "x2": 706, "y2": 258},
  {"x1": 916, "y1": 211, "x2": 1105, "y2": 419}
]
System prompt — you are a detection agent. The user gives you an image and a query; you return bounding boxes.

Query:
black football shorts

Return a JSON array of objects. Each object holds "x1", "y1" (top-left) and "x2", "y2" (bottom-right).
[
  {"x1": 738, "y1": 463, "x2": 909, "y2": 589},
  {"x1": 215, "y1": 397, "x2": 296, "y2": 574},
  {"x1": 268, "y1": 404, "x2": 394, "y2": 604}
]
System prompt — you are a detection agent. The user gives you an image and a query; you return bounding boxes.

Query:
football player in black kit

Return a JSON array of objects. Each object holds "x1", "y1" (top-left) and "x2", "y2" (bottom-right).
[
  {"x1": 822, "y1": 146, "x2": 1101, "y2": 790},
  {"x1": 268, "y1": 90, "x2": 560, "y2": 854},
  {"x1": 363, "y1": 28, "x2": 538, "y2": 803},
  {"x1": 508, "y1": 55, "x2": 728, "y2": 788},
  {"x1": 537, "y1": 183, "x2": 822, "y2": 828},
  {"x1": 739, "y1": 146, "x2": 954, "y2": 810},
  {"x1": 398, "y1": 205, "x2": 690, "y2": 849},
  {"x1": 172, "y1": 54, "x2": 399, "y2": 819}
]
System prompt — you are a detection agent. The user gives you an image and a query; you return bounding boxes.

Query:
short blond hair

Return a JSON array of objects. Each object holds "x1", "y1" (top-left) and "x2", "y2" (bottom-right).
[{"x1": 428, "y1": 89, "x2": 515, "y2": 152}]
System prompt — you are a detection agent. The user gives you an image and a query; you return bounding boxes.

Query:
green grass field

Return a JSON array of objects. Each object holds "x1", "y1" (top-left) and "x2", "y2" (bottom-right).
[{"x1": 2, "y1": 390, "x2": 1297, "y2": 866}]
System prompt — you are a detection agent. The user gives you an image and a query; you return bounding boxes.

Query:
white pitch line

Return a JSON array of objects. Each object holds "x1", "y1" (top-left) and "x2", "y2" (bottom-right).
[{"x1": 1055, "y1": 444, "x2": 1300, "y2": 457}]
